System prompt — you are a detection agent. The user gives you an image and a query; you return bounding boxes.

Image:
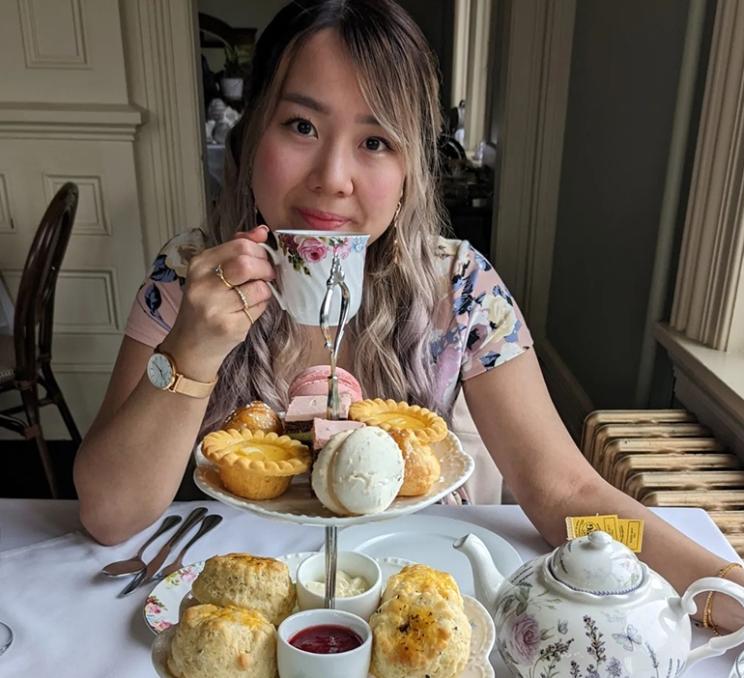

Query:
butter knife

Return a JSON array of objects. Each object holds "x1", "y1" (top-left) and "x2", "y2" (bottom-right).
[{"x1": 118, "y1": 506, "x2": 207, "y2": 597}]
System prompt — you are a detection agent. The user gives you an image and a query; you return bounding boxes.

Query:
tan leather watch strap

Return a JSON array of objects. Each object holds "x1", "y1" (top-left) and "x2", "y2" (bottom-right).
[
  {"x1": 158, "y1": 348, "x2": 217, "y2": 398},
  {"x1": 168, "y1": 372, "x2": 216, "y2": 398}
]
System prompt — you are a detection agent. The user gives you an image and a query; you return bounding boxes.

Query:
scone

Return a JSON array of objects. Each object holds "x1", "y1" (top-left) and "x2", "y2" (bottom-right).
[
  {"x1": 225, "y1": 401, "x2": 282, "y2": 435},
  {"x1": 369, "y1": 591, "x2": 470, "y2": 678},
  {"x1": 168, "y1": 604, "x2": 277, "y2": 678},
  {"x1": 349, "y1": 399, "x2": 448, "y2": 444},
  {"x1": 389, "y1": 429, "x2": 441, "y2": 496},
  {"x1": 191, "y1": 553, "x2": 296, "y2": 625},
  {"x1": 382, "y1": 563, "x2": 463, "y2": 609},
  {"x1": 202, "y1": 429, "x2": 310, "y2": 500}
]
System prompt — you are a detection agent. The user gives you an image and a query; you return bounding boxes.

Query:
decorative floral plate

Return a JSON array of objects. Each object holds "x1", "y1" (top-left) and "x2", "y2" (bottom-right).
[{"x1": 193, "y1": 430, "x2": 474, "y2": 526}]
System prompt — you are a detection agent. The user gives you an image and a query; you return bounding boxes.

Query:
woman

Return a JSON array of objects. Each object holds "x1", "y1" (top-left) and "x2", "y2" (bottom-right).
[{"x1": 74, "y1": 0, "x2": 744, "y2": 632}]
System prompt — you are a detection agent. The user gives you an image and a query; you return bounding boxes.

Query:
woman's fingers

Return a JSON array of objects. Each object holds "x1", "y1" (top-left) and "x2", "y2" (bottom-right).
[
  {"x1": 231, "y1": 280, "x2": 274, "y2": 314},
  {"x1": 190, "y1": 236, "x2": 275, "y2": 286},
  {"x1": 234, "y1": 225, "x2": 269, "y2": 243},
  {"x1": 219, "y1": 253, "x2": 275, "y2": 289}
]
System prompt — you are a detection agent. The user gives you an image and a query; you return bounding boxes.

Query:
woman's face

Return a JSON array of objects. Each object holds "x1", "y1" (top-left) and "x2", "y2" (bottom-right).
[{"x1": 252, "y1": 29, "x2": 405, "y2": 243}]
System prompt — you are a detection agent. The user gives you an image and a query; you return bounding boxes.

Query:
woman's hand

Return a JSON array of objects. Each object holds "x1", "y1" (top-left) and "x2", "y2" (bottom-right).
[{"x1": 159, "y1": 226, "x2": 275, "y2": 380}]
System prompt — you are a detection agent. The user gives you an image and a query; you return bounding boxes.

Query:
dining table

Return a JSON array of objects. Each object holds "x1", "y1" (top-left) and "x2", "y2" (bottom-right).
[{"x1": 0, "y1": 499, "x2": 741, "y2": 677}]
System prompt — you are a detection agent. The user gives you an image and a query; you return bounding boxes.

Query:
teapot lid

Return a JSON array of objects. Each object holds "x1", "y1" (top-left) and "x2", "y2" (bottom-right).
[{"x1": 548, "y1": 531, "x2": 645, "y2": 595}]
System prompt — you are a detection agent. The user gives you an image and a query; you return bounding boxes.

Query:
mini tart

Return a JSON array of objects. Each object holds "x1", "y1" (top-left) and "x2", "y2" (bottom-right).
[
  {"x1": 202, "y1": 429, "x2": 310, "y2": 500},
  {"x1": 224, "y1": 401, "x2": 282, "y2": 435},
  {"x1": 349, "y1": 399, "x2": 448, "y2": 444}
]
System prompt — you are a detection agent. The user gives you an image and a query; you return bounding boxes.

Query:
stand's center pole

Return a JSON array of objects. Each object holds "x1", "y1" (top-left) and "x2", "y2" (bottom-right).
[{"x1": 324, "y1": 525, "x2": 338, "y2": 609}]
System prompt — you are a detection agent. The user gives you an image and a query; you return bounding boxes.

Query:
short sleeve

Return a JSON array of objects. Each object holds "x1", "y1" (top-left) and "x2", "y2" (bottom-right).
[
  {"x1": 123, "y1": 229, "x2": 207, "y2": 348},
  {"x1": 454, "y1": 242, "x2": 534, "y2": 381}
]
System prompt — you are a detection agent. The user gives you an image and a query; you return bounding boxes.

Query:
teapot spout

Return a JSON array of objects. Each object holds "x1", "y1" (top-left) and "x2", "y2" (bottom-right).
[{"x1": 454, "y1": 533, "x2": 505, "y2": 617}]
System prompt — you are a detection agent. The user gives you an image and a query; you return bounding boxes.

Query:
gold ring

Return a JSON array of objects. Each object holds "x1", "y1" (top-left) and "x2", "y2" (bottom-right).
[
  {"x1": 214, "y1": 264, "x2": 235, "y2": 289},
  {"x1": 233, "y1": 286, "x2": 255, "y2": 324}
]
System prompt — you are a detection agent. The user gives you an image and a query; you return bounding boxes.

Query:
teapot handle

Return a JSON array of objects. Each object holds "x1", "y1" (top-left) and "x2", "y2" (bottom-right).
[{"x1": 681, "y1": 576, "x2": 744, "y2": 669}]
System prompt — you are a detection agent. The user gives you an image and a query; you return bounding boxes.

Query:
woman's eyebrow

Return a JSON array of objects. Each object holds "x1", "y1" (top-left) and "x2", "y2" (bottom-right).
[{"x1": 282, "y1": 91, "x2": 380, "y2": 125}]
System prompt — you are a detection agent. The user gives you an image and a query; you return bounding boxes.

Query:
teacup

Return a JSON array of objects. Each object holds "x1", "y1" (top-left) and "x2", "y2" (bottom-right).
[
  {"x1": 259, "y1": 230, "x2": 369, "y2": 326},
  {"x1": 277, "y1": 608, "x2": 372, "y2": 678},
  {"x1": 295, "y1": 551, "x2": 382, "y2": 621}
]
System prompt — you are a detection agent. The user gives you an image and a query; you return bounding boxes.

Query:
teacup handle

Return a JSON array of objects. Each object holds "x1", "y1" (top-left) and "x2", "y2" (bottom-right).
[
  {"x1": 257, "y1": 242, "x2": 287, "y2": 311},
  {"x1": 681, "y1": 576, "x2": 744, "y2": 669}
]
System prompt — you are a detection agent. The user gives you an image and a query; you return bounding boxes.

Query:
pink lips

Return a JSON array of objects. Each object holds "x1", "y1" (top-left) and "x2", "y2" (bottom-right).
[{"x1": 296, "y1": 208, "x2": 351, "y2": 231}]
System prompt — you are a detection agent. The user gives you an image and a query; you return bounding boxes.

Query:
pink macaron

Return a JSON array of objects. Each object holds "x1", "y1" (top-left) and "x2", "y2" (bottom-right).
[{"x1": 288, "y1": 365, "x2": 363, "y2": 402}]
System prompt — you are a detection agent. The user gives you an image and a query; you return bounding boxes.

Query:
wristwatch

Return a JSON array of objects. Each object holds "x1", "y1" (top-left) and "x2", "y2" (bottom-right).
[{"x1": 146, "y1": 347, "x2": 217, "y2": 398}]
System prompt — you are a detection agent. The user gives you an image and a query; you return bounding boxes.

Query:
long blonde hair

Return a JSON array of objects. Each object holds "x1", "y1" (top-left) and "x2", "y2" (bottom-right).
[{"x1": 203, "y1": 0, "x2": 449, "y2": 434}]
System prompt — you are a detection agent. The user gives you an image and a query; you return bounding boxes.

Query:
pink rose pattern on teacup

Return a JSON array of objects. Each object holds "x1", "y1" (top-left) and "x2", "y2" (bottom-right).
[
  {"x1": 277, "y1": 234, "x2": 363, "y2": 276},
  {"x1": 297, "y1": 237, "x2": 328, "y2": 263}
]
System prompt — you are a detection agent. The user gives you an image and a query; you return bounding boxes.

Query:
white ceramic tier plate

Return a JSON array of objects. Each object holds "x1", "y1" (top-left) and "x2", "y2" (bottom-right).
[
  {"x1": 193, "y1": 430, "x2": 474, "y2": 526},
  {"x1": 338, "y1": 514, "x2": 522, "y2": 598},
  {"x1": 152, "y1": 595, "x2": 495, "y2": 678}
]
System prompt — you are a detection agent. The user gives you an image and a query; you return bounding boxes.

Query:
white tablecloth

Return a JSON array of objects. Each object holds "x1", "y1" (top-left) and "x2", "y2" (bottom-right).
[{"x1": 0, "y1": 500, "x2": 740, "y2": 677}]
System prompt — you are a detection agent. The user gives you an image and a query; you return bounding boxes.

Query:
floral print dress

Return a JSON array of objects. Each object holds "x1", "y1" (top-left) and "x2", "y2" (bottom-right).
[{"x1": 125, "y1": 229, "x2": 534, "y2": 502}]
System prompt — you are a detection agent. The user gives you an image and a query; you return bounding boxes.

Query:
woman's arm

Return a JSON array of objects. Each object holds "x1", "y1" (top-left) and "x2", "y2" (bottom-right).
[
  {"x1": 73, "y1": 336, "x2": 213, "y2": 545},
  {"x1": 463, "y1": 349, "x2": 744, "y2": 631},
  {"x1": 73, "y1": 232, "x2": 274, "y2": 545}
]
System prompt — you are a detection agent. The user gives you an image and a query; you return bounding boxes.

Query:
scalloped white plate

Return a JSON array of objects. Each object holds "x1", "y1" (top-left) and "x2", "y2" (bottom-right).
[
  {"x1": 152, "y1": 588, "x2": 494, "y2": 678},
  {"x1": 193, "y1": 430, "x2": 474, "y2": 526}
]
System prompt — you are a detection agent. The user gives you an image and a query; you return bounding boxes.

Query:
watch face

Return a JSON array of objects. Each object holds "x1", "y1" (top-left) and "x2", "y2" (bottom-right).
[{"x1": 147, "y1": 353, "x2": 174, "y2": 390}]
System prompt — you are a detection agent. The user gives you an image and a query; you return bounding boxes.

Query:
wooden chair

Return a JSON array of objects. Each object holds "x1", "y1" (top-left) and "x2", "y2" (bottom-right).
[{"x1": 0, "y1": 182, "x2": 82, "y2": 497}]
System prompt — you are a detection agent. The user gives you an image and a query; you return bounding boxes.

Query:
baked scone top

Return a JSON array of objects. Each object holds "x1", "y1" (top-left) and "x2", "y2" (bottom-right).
[
  {"x1": 191, "y1": 553, "x2": 296, "y2": 626},
  {"x1": 370, "y1": 592, "x2": 470, "y2": 678},
  {"x1": 180, "y1": 603, "x2": 269, "y2": 629},
  {"x1": 383, "y1": 563, "x2": 464, "y2": 608},
  {"x1": 168, "y1": 603, "x2": 277, "y2": 678}
]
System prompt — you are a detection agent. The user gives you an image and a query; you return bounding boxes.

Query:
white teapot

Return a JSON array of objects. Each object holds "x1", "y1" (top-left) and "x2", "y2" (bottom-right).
[{"x1": 455, "y1": 530, "x2": 744, "y2": 677}]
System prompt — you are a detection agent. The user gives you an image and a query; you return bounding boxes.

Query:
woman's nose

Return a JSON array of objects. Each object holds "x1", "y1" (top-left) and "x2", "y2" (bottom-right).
[{"x1": 307, "y1": 143, "x2": 354, "y2": 196}]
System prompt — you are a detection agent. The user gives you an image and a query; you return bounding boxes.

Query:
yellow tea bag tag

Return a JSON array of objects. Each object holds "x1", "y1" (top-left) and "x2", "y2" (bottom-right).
[
  {"x1": 617, "y1": 519, "x2": 644, "y2": 553},
  {"x1": 565, "y1": 514, "x2": 619, "y2": 540}
]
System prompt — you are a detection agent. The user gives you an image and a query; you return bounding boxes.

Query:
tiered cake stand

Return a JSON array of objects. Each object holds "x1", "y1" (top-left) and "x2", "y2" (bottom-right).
[{"x1": 194, "y1": 250, "x2": 475, "y2": 608}]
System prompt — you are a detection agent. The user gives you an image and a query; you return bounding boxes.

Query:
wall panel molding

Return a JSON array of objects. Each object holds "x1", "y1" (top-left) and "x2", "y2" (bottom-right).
[
  {"x1": 44, "y1": 174, "x2": 109, "y2": 235},
  {"x1": 0, "y1": 174, "x2": 13, "y2": 232},
  {"x1": 671, "y1": 0, "x2": 744, "y2": 352},
  {"x1": 4, "y1": 267, "x2": 120, "y2": 334},
  {"x1": 492, "y1": 0, "x2": 576, "y2": 341},
  {"x1": 18, "y1": 0, "x2": 89, "y2": 69},
  {"x1": 0, "y1": 103, "x2": 142, "y2": 141},
  {"x1": 121, "y1": 0, "x2": 206, "y2": 263}
]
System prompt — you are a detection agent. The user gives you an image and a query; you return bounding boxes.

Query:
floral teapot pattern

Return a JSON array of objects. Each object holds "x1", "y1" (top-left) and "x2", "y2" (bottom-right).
[{"x1": 455, "y1": 531, "x2": 744, "y2": 677}]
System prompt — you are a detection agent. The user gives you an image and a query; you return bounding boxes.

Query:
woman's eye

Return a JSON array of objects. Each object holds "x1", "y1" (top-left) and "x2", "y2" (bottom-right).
[
  {"x1": 364, "y1": 137, "x2": 390, "y2": 152},
  {"x1": 283, "y1": 117, "x2": 316, "y2": 137}
]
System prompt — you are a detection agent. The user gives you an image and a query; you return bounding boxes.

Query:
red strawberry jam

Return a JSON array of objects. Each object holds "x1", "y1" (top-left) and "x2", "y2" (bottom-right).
[{"x1": 289, "y1": 624, "x2": 364, "y2": 654}]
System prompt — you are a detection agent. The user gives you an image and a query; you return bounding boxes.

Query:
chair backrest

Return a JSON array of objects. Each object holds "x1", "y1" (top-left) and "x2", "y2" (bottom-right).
[{"x1": 14, "y1": 183, "x2": 78, "y2": 382}]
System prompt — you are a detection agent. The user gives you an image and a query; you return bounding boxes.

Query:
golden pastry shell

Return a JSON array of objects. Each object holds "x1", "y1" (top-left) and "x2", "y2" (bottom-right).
[
  {"x1": 349, "y1": 399, "x2": 448, "y2": 444},
  {"x1": 224, "y1": 401, "x2": 283, "y2": 435},
  {"x1": 202, "y1": 429, "x2": 310, "y2": 477}
]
